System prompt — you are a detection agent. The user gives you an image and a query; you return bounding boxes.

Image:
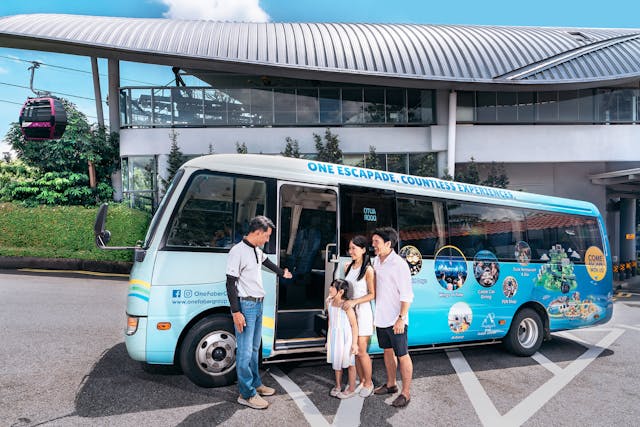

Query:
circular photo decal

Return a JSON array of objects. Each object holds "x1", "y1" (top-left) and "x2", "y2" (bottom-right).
[
  {"x1": 515, "y1": 241, "x2": 531, "y2": 266},
  {"x1": 435, "y1": 246, "x2": 468, "y2": 291},
  {"x1": 448, "y1": 302, "x2": 472, "y2": 333},
  {"x1": 502, "y1": 276, "x2": 518, "y2": 298},
  {"x1": 399, "y1": 245, "x2": 422, "y2": 276},
  {"x1": 473, "y1": 250, "x2": 500, "y2": 288}
]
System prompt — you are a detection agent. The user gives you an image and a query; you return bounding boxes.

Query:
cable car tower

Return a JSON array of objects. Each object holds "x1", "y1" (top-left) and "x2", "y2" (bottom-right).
[{"x1": 18, "y1": 61, "x2": 68, "y2": 141}]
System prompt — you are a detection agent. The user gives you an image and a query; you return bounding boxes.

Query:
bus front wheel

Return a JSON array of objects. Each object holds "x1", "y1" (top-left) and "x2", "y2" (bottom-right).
[
  {"x1": 503, "y1": 308, "x2": 543, "y2": 356},
  {"x1": 179, "y1": 315, "x2": 237, "y2": 387}
]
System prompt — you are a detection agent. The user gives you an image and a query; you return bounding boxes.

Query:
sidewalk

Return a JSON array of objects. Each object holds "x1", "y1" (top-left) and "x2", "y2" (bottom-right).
[
  {"x1": 616, "y1": 275, "x2": 640, "y2": 293},
  {"x1": 0, "y1": 256, "x2": 132, "y2": 275}
]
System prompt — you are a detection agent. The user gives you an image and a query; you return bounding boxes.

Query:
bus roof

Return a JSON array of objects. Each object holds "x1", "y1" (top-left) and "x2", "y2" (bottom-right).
[{"x1": 185, "y1": 154, "x2": 600, "y2": 217}]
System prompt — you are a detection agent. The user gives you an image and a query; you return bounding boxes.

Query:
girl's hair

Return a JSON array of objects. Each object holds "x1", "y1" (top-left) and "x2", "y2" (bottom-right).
[
  {"x1": 345, "y1": 235, "x2": 371, "y2": 281},
  {"x1": 331, "y1": 279, "x2": 351, "y2": 300}
]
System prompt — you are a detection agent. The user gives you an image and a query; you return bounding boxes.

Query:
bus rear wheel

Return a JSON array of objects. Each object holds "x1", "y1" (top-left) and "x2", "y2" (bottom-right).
[
  {"x1": 503, "y1": 308, "x2": 543, "y2": 356},
  {"x1": 179, "y1": 315, "x2": 237, "y2": 387}
]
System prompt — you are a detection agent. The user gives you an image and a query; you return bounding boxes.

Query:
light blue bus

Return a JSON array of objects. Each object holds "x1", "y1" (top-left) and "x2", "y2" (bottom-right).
[{"x1": 95, "y1": 154, "x2": 613, "y2": 387}]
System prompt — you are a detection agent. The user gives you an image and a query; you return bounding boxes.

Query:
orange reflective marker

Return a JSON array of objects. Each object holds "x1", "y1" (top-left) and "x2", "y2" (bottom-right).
[{"x1": 157, "y1": 322, "x2": 171, "y2": 330}]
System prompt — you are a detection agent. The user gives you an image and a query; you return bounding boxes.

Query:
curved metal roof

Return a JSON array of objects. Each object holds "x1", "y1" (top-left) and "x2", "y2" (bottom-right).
[{"x1": 1, "y1": 13, "x2": 639, "y2": 88}]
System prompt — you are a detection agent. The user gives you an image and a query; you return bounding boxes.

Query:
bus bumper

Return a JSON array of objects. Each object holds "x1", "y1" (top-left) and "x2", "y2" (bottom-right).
[{"x1": 125, "y1": 316, "x2": 147, "y2": 362}]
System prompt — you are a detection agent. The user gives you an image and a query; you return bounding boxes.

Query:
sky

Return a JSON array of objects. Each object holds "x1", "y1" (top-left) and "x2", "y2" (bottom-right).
[{"x1": 0, "y1": 0, "x2": 639, "y2": 153}]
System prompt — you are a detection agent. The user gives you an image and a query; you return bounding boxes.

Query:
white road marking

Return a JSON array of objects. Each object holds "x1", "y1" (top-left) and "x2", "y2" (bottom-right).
[
  {"x1": 501, "y1": 328, "x2": 624, "y2": 426},
  {"x1": 554, "y1": 331, "x2": 592, "y2": 347},
  {"x1": 270, "y1": 367, "x2": 329, "y2": 427},
  {"x1": 448, "y1": 329, "x2": 625, "y2": 427},
  {"x1": 446, "y1": 349, "x2": 502, "y2": 426},
  {"x1": 617, "y1": 324, "x2": 640, "y2": 332},
  {"x1": 333, "y1": 394, "x2": 365, "y2": 426},
  {"x1": 531, "y1": 352, "x2": 563, "y2": 375}
]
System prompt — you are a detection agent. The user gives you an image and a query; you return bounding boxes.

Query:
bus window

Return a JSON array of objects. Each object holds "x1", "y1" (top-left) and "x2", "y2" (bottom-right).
[
  {"x1": 447, "y1": 202, "x2": 525, "y2": 261},
  {"x1": 397, "y1": 197, "x2": 447, "y2": 258},
  {"x1": 524, "y1": 211, "x2": 602, "y2": 262},
  {"x1": 340, "y1": 185, "x2": 397, "y2": 253},
  {"x1": 165, "y1": 173, "x2": 266, "y2": 249}
]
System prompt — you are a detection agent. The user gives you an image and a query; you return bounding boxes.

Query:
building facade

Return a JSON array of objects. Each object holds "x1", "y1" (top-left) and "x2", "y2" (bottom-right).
[{"x1": 1, "y1": 14, "x2": 638, "y2": 267}]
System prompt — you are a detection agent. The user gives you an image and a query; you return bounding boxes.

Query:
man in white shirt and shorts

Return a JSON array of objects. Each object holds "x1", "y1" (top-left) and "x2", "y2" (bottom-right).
[{"x1": 371, "y1": 227, "x2": 414, "y2": 408}]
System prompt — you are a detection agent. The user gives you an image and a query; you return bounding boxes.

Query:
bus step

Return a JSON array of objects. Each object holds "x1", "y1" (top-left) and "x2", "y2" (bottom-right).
[{"x1": 275, "y1": 337, "x2": 326, "y2": 350}]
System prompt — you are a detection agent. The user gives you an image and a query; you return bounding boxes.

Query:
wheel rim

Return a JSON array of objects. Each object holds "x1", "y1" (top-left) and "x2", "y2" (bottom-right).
[
  {"x1": 195, "y1": 330, "x2": 236, "y2": 376},
  {"x1": 517, "y1": 318, "x2": 539, "y2": 349}
]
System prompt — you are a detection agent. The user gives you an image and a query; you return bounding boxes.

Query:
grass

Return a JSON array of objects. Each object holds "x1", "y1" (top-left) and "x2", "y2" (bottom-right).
[{"x1": 0, "y1": 202, "x2": 151, "y2": 262}]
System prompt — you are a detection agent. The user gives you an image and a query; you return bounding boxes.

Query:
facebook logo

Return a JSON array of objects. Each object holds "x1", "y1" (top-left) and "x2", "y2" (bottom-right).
[{"x1": 172, "y1": 290, "x2": 181, "y2": 298}]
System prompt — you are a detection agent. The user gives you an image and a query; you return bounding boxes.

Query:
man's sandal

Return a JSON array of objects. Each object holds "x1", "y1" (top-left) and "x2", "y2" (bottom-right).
[{"x1": 373, "y1": 384, "x2": 398, "y2": 395}]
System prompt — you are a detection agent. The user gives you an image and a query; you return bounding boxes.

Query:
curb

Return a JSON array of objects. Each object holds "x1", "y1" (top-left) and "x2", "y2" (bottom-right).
[{"x1": 0, "y1": 256, "x2": 132, "y2": 275}]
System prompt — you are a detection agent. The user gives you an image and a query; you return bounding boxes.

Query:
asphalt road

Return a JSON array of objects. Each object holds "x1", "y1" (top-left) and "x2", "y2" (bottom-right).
[{"x1": 1, "y1": 271, "x2": 639, "y2": 427}]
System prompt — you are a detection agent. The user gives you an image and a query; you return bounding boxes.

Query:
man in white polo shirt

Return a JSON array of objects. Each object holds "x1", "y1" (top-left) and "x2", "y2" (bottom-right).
[
  {"x1": 226, "y1": 216, "x2": 292, "y2": 409},
  {"x1": 371, "y1": 227, "x2": 414, "y2": 408}
]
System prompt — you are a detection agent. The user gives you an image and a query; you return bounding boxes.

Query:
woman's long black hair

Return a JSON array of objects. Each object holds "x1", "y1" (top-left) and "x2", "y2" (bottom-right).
[{"x1": 345, "y1": 235, "x2": 371, "y2": 282}]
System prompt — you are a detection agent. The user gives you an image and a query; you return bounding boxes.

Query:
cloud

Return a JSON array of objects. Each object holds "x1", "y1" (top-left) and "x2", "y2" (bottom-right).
[
  {"x1": 0, "y1": 66, "x2": 8, "y2": 74},
  {"x1": 159, "y1": 0, "x2": 270, "y2": 22}
]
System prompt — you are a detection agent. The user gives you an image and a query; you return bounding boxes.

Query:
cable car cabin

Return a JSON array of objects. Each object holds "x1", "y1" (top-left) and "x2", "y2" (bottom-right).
[{"x1": 19, "y1": 97, "x2": 68, "y2": 140}]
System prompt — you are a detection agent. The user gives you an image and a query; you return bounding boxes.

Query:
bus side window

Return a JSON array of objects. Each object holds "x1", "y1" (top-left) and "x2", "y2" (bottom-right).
[
  {"x1": 397, "y1": 197, "x2": 447, "y2": 258},
  {"x1": 447, "y1": 202, "x2": 525, "y2": 261}
]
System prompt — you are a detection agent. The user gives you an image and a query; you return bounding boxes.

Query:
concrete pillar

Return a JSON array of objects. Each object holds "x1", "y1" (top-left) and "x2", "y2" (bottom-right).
[
  {"x1": 107, "y1": 58, "x2": 120, "y2": 132},
  {"x1": 107, "y1": 58, "x2": 122, "y2": 202},
  {"x1": 620, "y1": 198, "x2": 636, "y2": 264},
  {"x1": 91, "y1": 57, "x2": 104, "y2": 127},
  {"x1": 447, "y1": 90, "x2": 457, "y2": 177}
]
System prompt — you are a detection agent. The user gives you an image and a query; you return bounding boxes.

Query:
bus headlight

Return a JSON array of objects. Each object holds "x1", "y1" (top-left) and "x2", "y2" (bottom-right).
[{"x1": 126, "y1": 316, "x2": 139, "y2": 336}]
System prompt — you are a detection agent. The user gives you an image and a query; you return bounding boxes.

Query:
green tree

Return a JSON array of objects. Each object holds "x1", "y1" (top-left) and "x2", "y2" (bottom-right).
[
  {"x1": 412, "y1": 152, "x2": 437, "y2": 177},
  {"x1": 455, "y1": 157, "x2": 481, "y2": 184},
  {"x1": 482, "y1": 162, "x2": 509, "y2": 188},
  {"x1": 236, "y1": 142, "x2": 248, "y2": 154},
  {"x1": 281, "y1": 137, "x2": 301, "y2": 158},
  {"x1": 162, "y1": 129, "x2": 186, "y2": 192},
  {"x1": 314, "y1": 128, "x2": 342, "y2": 164},
  {"x1": 362, "y1": 145, "x2": 383, "y2": 170}
]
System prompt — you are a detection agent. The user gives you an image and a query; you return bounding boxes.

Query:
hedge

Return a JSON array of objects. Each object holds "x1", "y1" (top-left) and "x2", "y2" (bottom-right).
[{"x1": 0, "y1": 202, "x2": 151, "y2": 262}]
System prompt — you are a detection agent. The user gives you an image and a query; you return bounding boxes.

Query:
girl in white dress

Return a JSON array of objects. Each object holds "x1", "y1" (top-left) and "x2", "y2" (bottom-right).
[
  {"x1": 342, "y1": 235, "x2": 376, "y2": 397},
  {"x1": 326, "y1": 279, "x2": 359, "y2": 399}
]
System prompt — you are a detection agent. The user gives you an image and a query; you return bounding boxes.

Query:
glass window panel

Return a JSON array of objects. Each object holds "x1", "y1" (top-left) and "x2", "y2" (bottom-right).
[
  {"x1": 232, "y1": 178, "x2": 266, "y2": 246},
  {"x1": 476, "y1": 92, "x2": 496, "y2": 122},
  {"x1": 578, "y1": 89, "x2": 595, "y2": 122},
  {"x1": 387, "y1": 153, "x2": 407, "y2": 173},
  {"x1": 409, "y1": 153, "x2": 437, "y2": 177},
  {"x1": 130, "y1": 156, "x2": 155, "y2": 191},
  {"x1": 319, "y1": 88, "x2": 341, "y2": 124},
  {"x1": 251, "y1": 88, "x2": 273, "y2": 125},
  {"x1": 386, "y1": 89, "x2": 407, "y2": 123},
  {"x1": 447, "y1": 202, "x2": 526, "y2": 261},
  {"x1": 274, "y1": 89, "x2": 296, "y2": 124},
  {"x1": 120, "y1": 89, "x2": 129, "y2": 126},
  {"x1": 150, "y1": 88, "x2": 173, "y2": 125},
  {"x1": 339, "y1": 186, "x2": 396, "y2": 254},
  {"x1": 496, "y1": 92, "x2": 518, "y2": 122},
  {"x1": 343, "y1": 153, "x2": 366, "y2": 166},
  {"x1": 296, "y1": 89, "x2": 319, "y2": 124},
  {"x1": 204, "y1": 88, "x2": 228, "y2": 125},
  {"x1": 171, "y1": 88, "x2": 204, "y2": 125},
  {"x1": 456, "y1": 91, "x2": 474, "y2": 122},
  {"x1": 612, "y1": 89, "x2": 635, "y2": 122},
  {"x1": 558, "y1": 90, "x2": 580, "y2": 122},
  {"x1": 408, "y1": 90, "x2": 434, "y2": 123},
  {"x1": 225, "y1": 89, "x2": 252, "y2": 125},
  {"x1": 536, "y1": 91, "x2": 559, "y2": 122},
  {"x1": 129, "y1": 88, "x2": 153, "y2": 125},
  {"x1": 517, "y1": 92, "x2": 535, "y2": 122},
  {"x1": 342, "y1": 88, "x2": 363, "y2": 124},
  {"x1": 525, "y1": 210, "x2": 602, "y2": 263},
  {"x1": 363, "y1": 88, "x2": 385, "y2": 123},
  {"x1": 398, "y1": 197, "x2": 447, "y2": 258}
]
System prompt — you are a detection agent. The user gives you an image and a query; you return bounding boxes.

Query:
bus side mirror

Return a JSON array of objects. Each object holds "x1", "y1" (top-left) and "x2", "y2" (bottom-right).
[
  {"x1": 94, "y1": 203, "x2": 111, "y2": 248},
  {"x1": 94, "y1": 203, "x2": 139, "y2": 251}
]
